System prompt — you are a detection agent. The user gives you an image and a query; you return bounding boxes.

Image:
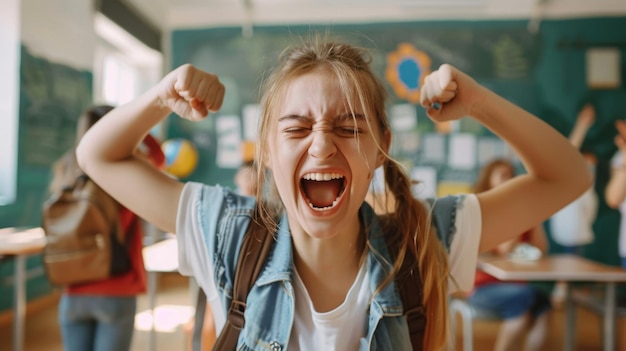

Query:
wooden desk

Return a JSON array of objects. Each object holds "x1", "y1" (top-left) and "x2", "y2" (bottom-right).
[
  {"x1": 0, "y1": 227, "x2": 46, "y2": 351},
  {"x1": 478, "y1": 254, "x2": 626, "y2": 351}
]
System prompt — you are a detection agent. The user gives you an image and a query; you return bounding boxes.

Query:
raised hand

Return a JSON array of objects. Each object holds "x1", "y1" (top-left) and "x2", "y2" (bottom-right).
[
  {"x1": 577, "y1": 104, "x2": 596, "y2": 127},
  {"x1": 569, "y1": 104, "x2": 595, "y2": 149},
  {"x1": 419, "y1": 64, "x2": 484, "y2": 123},
  {"x1": 157, "y1": 64, "x2": 225, "y2": 121}
]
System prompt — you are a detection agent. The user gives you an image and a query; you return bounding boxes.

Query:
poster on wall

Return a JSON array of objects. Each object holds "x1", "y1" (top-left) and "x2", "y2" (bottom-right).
[
  {"x1": 586, "y1": 48, "x2": 621, "y2": 89},
  {"x1": 215, "y1": 115, "x2": 243, "y2": 168},
  {"x1": 448, "y1": 133, "x2": 476, "y2": 170}
]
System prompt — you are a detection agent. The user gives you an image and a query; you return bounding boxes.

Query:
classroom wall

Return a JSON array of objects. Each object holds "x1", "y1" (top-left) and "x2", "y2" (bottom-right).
[
  {"x1": 0, "y1": 0, "x2": 95, "y2": 312},
  {"x1": 167, "y1": 18, "x2": 626, "y2": 268},
  {"x1": 2, "y1": 11, "x2": 625, "y2": 313}
]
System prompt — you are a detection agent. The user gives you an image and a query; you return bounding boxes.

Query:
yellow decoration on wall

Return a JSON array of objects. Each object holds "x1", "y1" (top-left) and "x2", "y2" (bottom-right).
[
  {"x1": 385, "y1": 43, "x2": 432, "y2": 104},
  {"x1": 437, "y1": 182, "x2": 472, "y2": 197}
]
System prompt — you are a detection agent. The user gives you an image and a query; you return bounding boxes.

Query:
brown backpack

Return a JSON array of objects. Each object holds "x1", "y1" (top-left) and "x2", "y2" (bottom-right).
[
  {"x1": 192, "y1": 210, "x2": 425, "y2": 350},
  {"x1": 41, "y1": 174, "x2": 135, "y2": 286}
]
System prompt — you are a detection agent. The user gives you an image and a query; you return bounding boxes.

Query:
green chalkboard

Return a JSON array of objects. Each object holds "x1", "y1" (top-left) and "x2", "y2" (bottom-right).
[
  {"x1": 19, "y1": 46, "x2": 93, "y2": 167},
  {"x1": 0, "y1": 46, "x2": 92, "y2": 229}
]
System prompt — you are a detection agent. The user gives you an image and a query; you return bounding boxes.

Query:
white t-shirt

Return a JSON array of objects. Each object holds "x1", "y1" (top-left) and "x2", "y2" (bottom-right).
[
  {"x1": 176, "y1": 183, "x2": 482, "y2": 349},
  {"x1": 611, "y1": 151, "x2": 626, "y2": 257},
  {"x1": 549, "y1": 185, "x2": 597, "y2": 247},
  {"x1": 288, "y1": 261, "x2": 370, "y2": 350}
]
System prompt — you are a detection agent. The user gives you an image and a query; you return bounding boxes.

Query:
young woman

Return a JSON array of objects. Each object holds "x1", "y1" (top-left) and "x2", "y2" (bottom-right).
[
  {"x1": 76, "y1": 39, "x2": 591, "y2": 350},
  {"x1": 469, "y1": 158, "x2": 552, "y2": 351}
]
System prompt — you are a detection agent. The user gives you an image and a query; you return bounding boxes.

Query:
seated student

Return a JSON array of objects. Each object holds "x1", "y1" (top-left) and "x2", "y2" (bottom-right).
[
  {"x1": 75, "y1": 38, "x2": 591, "y2": 350},
  {"x1": 468, "y1": 158, "x2": 552, "y2": 351}
]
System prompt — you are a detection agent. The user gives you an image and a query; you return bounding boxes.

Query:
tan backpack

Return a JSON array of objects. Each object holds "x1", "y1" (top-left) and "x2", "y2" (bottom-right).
[{"x1": 41, "y1": 174, "x2": 134, "y2": 286}]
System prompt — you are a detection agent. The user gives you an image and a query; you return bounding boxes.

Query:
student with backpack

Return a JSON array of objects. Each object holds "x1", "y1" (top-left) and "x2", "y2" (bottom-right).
[
  {"x1": 76, "y1": 39, "x2": 591, "y2": 350},
  {"x1": 46, "y1": 105, "x2": 164, "y2": 351}
]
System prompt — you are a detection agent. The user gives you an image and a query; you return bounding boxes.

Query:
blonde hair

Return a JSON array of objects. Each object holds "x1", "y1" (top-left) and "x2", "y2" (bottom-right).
[{"x1": 254, "y1": 38, "x2": 450, "y2": 350}]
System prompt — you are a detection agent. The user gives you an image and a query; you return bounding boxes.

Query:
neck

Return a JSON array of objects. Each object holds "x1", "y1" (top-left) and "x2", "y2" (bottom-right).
[{"x1": 291, "y1": 218, "x2": 366, "y2": 312}]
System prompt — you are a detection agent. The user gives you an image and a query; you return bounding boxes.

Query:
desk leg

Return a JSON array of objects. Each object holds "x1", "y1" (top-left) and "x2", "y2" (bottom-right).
[
  {"x1": 13, "y1": 255, "x2": 26, "y2": 351},
  {"x1": 564, "y1": 282, "x2": 575, "y2": 351},
  {"x1": 147, "y1": 270, "x2": 158, "y2": 351},
  {"x1": 603, "y1": 283, "x2": 616, "y2": 351}
]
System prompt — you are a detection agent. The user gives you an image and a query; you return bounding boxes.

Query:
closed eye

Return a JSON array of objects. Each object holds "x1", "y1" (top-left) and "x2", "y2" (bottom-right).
[
  {"x1": 334, "y1": 126, "x2": 363, "y2": 137},
  {"x1": 283, "y1": 127, "x2": 311, "y2": 137}
]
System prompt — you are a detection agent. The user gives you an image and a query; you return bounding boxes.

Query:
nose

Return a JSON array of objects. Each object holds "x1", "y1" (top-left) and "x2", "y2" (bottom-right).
[{"x1": 308, "y1": 129, "x2": 337, "y2": 160}]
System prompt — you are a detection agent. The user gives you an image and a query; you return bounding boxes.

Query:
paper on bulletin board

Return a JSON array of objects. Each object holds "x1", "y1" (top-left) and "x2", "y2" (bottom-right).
[
  {"x1": 390, "y1": 104, "x2": 417, "y2": 130},
  {"x1": 216, "y1": 115, "x2": 242, "y2": 168},
  {"x1": 242, "y1": 104, "x2": 260, "y2": 141},
  {"x1": 411, "y1": 166, "x2": 437, "y2": 199},
  {"x1": 586, "y1": 48, "x2": 621, "y2": 89},
  {"x1": 448, "y1": 133, "x2": 476, "y2": 170},
  {"x1": 421, "y1": 133, "x2": 446, "y2": 164},
  {"x1": 477, "y1": 137, "x2": 507, "y2": 166}
]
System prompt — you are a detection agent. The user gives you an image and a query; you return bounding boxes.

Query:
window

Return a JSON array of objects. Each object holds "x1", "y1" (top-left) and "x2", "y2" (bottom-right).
[
  {"x1": 94, "y1": 13, "x2": 162, "y2": 108},
  {"x1": 0, "y1": 0, "x2": 20, "y2": 205}
]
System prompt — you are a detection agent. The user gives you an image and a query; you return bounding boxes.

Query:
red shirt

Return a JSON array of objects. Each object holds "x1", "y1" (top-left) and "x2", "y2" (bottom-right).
[{"x1": 473, "y1": 230, "x2": 531, "y2": 288}]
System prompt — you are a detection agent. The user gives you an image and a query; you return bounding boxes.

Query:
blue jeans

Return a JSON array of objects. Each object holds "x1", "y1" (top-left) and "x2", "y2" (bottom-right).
[
  {"x1": 59, "y1": 294, "x2": 137, "y2": 351},
  {"x1": 562, "y1": 245, "x2": 582, "y2": 255},
  {"x1": 468, "y1": 283, "x2": 552, "y2": 319}
]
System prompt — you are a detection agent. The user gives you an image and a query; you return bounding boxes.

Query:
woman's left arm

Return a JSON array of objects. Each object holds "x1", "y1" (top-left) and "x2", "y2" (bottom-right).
[{"x1": 421, "y1": 65, "x2": 592, "y2": 253}]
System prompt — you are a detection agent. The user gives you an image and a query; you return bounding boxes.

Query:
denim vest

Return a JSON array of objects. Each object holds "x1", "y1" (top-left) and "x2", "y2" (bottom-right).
[{"x1": 199, "y1": 186, "x2": 459, "y2": 351}]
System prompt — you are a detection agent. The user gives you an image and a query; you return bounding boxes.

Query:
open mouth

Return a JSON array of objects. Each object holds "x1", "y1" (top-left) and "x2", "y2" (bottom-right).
[{"x1": 301, "y1": 172, "x2": 346, "y2": 211}]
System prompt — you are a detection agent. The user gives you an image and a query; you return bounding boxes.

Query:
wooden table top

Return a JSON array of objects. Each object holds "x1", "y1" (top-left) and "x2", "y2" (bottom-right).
[
  {"x1": 0, "y1": 227, "x2": 46, "y2": 256},
  {"x1": 478, "y1": 254, "x2": 626, "y2": 282}
]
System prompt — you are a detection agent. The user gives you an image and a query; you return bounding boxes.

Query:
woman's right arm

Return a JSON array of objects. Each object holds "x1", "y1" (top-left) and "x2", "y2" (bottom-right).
[{"x1": 76, "y1": 64, "x2": 225, "y2": 233}]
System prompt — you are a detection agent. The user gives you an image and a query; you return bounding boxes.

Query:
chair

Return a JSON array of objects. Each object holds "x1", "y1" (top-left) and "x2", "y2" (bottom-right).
[{"x1": 449, "y1": 296, "x2": 502, "y2": 351}]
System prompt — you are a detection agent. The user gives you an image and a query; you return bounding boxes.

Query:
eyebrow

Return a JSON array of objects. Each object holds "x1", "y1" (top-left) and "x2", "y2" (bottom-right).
[
  {"x1": 336, "y1": 113, "x2": 365, "y2": 122},
  {"x1": 277, "y1": 114, "x2": 311, "y2": 123},
  {"x1": 277, "y1": 113, "x2": 366, "y2": 123}
]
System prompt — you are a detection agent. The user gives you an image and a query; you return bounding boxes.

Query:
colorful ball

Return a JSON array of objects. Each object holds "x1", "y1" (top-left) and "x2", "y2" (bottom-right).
[{"x1": 161, "y1": 138, "x2": 199, "y2": 178}]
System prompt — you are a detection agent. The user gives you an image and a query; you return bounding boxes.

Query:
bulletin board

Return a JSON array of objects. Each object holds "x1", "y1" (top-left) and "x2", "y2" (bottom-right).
[{"x1": 168, "y1": 20, "x2": 542, "y2": 189}]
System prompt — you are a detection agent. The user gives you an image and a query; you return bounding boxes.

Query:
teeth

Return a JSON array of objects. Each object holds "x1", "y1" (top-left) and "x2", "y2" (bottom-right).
[
  {"x1": 308, "y1": 199, "x2": 339, "y2": 211},
  {"x1": 302, "y1": 172, "x2": 343, "y2": 181}
]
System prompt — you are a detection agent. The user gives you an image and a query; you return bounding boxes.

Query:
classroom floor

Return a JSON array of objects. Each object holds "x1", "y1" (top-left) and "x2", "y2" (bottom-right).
[{"x1": 0, "y1": 273, "x2": 622, "y2": 351}]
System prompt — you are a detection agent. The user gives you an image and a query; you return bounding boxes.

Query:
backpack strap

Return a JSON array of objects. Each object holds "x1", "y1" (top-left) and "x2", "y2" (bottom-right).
[
  {"x1": 387, "y1": 195, "x2": 458, "y2": 350},
  {"x1": 384, "y1": 232, "x2": 425, "y2": 351},
  {"x1": 193, "y1": 207, "x2": 273, "y2": 351}
]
